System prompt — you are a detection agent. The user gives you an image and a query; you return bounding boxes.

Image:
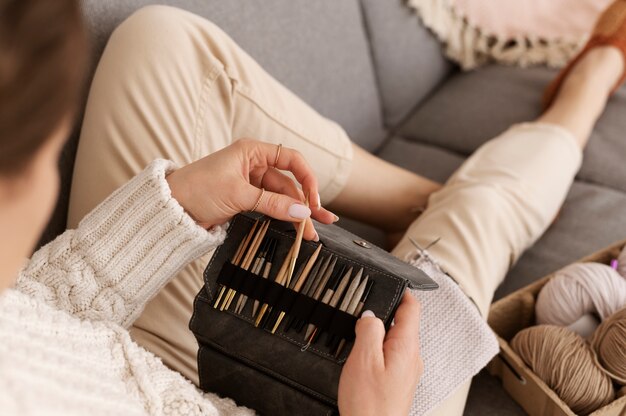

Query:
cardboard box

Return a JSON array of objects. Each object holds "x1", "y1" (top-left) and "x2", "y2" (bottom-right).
[{"x1": 487, "y1": 239, "x2": 626, "y2": 416}]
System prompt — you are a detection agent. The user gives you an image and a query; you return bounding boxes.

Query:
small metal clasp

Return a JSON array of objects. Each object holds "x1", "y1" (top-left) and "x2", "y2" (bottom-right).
[{"x1": 353, "y1": 239, "x2": 372, "y2": 249}]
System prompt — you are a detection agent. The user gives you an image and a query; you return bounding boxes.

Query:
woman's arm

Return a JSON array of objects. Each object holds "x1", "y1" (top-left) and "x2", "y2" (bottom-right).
[
  {"x1": 16, "y1": 159, "x2": 226, "y2": 328},
  {"x1": 16, "y1": 139, "x2": 336, "y2": 328}
]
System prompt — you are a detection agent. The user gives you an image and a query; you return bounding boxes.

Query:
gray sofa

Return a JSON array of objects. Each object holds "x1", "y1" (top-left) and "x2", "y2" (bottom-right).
[{"x1": 42, "y1": 1, "x2": 626, "y2": 414}]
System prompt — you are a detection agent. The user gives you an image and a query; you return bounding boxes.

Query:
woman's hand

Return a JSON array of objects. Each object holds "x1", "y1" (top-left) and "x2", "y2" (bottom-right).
[
  {"x1": 166, "y1": 139, "x2": 337, "y2": 240},
  {"x1": 338, "y1": 292, "x2": 423, "y2": 416}
]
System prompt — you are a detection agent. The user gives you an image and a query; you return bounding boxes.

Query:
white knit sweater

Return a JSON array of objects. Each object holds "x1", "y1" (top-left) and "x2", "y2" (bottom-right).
[{"x1": 0, "y1": 160, "x2": 254, "y2": 416}]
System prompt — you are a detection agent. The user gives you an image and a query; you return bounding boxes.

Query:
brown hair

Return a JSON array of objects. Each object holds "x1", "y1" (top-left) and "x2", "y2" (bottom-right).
[{"x1": 0, "y1": 0, "x2": 88, "y2": 175}]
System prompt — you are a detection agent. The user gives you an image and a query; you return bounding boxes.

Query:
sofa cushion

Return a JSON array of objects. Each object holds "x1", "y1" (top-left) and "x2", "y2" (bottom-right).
[
  {"x1": 82, "y1": 0, "x2": 386, "y2": 151},
  {"x1": 360, "y1": 0, "x2": 455, "y2": 128},
  {"x1": 399, "y1": 65, "x2": 547, "y2": 153},
  {"x1": 399, "y1": 64, "x2": 626, "y2": 194}
]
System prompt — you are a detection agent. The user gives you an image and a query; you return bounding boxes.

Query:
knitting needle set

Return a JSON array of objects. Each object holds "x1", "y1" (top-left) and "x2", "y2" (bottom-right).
[
  {"x1": 213, "y1": 217, "x2": 374, "y2": 356},
  {"x1": 191, "y1": 212, "x2": 437, "y2": 414}
]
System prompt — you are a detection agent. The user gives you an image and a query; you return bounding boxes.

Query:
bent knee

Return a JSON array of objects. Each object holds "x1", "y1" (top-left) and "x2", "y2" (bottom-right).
[
  {"x1": 108, "y1": 6, "x2": 233, "y2": 74},
  {"x1": 109, "y1": 6, "x2": 223, "y2": 57},
  {"x1": 120, "y1": 5, "x2": 194, "y2": 34}
]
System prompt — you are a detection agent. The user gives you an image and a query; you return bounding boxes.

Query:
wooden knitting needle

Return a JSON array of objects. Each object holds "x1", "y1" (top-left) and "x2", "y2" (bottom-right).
[
  {"x1": 288, "y1": 260, "x2": 308, "y2": 290},
  {"x1": 284, "y1": 198, "x2": 309, "y2": 289},
  {"x1": 300, "y1": 268, "x2": 343, "y2": 348},
  {"x1": 309, "y1": 257, "x2": 337, "y2": 302},
  {"x1": 255, "y1": 195, "x2": 309, "y2": 326},
  {"x1": 285, "y1": 255, "x2": 328, "y2": 331},
  {"x1": 264, "y1": 260, "x2": 306, "y2": 328},
  {"x1": 223, "y1": 220, "x2": 270, "y2": 310},
  {"x1": 251, "y1": 240, "x2": 277, "y2": 316},
  {"x1": 334, "y1": 276, "x2": 371, "y2": 357},
  {"x1": 255, "y1": 243, "x2": 294, "y2": 326},
  {"x1": 213, "y1": 220, "x2": 259, "y2": 308},
  {"x1": 221, "y1": 220, "x2": 270, "y2": 310},
  {"x1": 271, "y1": 244, "x2": 323, "y2": 333},
  {"x1": 302, "y1": 256, "x2": 327, "y2": 296},
  {"x1": 234, "y1": 238, "x2": 270, "y2": 314},
  {"x1": 305, "y1": 266, "x2": 353, "y2": 342},
  {"x1": 221, "y1": 220, "x2": 266, "y2": 311},
  {"x1": 237, "y1": 239, "x2": 276, "y2": 315},
  {"x1": 339, "y1": 268, "x2": 364, "y2": 313},
  {"x1": 326, "y1": 268, "x2": 363, "y2": 346},
  {"x1": 295, "y1": 259, "x2": 339, "y2": 333}
]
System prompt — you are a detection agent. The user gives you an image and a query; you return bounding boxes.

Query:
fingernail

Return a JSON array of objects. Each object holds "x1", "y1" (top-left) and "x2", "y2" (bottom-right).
[
  {"x1": 313, "y1": 231, "x2": 320, "y2": 242},
  {"x1": 332, "y1": 214, "x2": 340, "y2": 223},
  {"x1": 361, "y1": 310, "x2": 375, "y2": 318},
  {"x1": 289, "y1": 204, "x2": 311, "y2": 219},
  {"x1": 316, "y1": 193, "x2": 322, "y2": 210}
]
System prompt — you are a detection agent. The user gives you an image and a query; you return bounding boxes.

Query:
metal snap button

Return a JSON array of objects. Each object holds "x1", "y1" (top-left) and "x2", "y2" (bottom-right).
[{"x1": 353, "y1": 239, "x2": 372, "y2": 249}]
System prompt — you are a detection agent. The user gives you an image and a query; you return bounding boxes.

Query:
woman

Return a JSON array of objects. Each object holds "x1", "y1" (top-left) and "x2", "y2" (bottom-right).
[
  {"x1": 2, "y1": 0, "x2": 626, "y2": 415},
  {"x1": 0, "y1": 1, "x2": 420, "y2": 415}
]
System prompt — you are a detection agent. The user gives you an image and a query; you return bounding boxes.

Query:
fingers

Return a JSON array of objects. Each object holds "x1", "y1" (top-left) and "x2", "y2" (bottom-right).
[
  {"x1": 243, "y1": 140, "x2": 321, "y2": 209},
  {"x1": 260, "y1": 168, "x2": 305, "y2": 202},
  {"x1": 261, "y1": 169, "x2": 337, "y2": 226},
  {"x1": 245, "y1": 182, "x2": 313, "y2": 222},
  {"x1": 384, "y1": 291, "x2": 422, "y2": 367},
  {"x1": 349, "y1": 311, "x2": 386, "y2": 368},
  {"x1": 311, "y1": 206, "x2": 338, "y2": 225}
]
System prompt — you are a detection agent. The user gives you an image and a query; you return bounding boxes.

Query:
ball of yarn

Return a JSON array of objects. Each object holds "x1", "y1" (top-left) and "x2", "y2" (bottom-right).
[
  {"x1": 566, "y1": 314, "x2": 600, "y2": 340},
  {"x1": 591, "y1": 306, "x2": 626, "y2": 385},
  {"x1": 511, "y1": 325, "x2": 614, "y2": 415},
  {"x1": 536, "y1": 263, "x2": 626, "y2": 329}
]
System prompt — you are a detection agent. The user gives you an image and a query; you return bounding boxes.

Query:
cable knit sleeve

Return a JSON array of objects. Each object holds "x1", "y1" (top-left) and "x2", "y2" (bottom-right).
[{"x1": 16, "y1": 159, "x2": 227, "y2": 328}]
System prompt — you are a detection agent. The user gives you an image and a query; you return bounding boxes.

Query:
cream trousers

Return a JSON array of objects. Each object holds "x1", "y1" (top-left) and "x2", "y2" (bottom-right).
[{"x1": 68, "y1": 6, "x2": 582, "y2": 415}]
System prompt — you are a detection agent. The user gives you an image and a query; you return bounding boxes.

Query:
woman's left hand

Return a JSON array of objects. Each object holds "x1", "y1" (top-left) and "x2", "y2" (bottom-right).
[
  {"x1": 165, "y1": 139, "x2": 337, "y2": 240},
  {"x1": 338, "y1": 292, "x2": 423, "y2": 416}
]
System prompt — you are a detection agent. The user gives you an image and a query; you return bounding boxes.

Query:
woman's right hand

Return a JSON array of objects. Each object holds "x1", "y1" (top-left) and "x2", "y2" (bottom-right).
[
  {"x1": 338, "y1": 291, "x2": 423, "y2": 416},
  {"x1": 165, "y1": 139, "x2": 337, "y2": 240}
]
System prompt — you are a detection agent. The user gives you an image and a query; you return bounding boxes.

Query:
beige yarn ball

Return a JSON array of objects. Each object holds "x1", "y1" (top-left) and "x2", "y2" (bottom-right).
[
  {"x1": 511, "y1": 325, "x2": 614, "y2": 415},
  {"x1": 591, "y1": 306, "x2": 626, "y2": 385},
  {"x1": 536, "y1": 263, "x2": 626, "y2": 329}
]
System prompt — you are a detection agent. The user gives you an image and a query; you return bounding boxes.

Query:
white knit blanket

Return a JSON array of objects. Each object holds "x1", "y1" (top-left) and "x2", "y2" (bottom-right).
[
  {"x1": 407, "y1": 251, "x2": 498, "y2": 415},
  {"x1": 406, "y1": 0, "x2": 612, "y2": 70}
]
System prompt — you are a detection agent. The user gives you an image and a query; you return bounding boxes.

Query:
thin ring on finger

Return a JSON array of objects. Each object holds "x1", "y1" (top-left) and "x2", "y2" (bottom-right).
[
  {"x1": 251, "y1": 188, "x2": 265, "y2": 212},
  {"x1": 273, "y1": 143, "x2": 282, "y2": 168}
]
